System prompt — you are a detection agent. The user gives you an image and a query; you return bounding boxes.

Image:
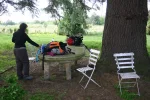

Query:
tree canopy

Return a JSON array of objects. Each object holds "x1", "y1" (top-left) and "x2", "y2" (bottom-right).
[
  {"x1": 44, "y1": 0, "x2": 106, "y2": 18},
  {"x1": 44, "y1": 0, "x2": 106, "y2": 35},
  {"x1": 0, "y1": 0, "x2": 38, "y2": 16}
]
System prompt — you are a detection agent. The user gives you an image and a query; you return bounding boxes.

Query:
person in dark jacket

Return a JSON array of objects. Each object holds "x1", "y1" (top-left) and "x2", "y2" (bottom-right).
[{"x1": 12, "y1": 23, "x2": 40, "y2": 80}]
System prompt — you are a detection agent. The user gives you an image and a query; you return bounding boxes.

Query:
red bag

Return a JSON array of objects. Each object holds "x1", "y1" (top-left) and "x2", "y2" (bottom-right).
[{"x1": 66, "y1": 37, "x2": 74, "y2": 45}]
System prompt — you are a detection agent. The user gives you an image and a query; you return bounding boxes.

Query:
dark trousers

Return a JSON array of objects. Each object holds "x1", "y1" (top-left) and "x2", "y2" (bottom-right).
[{"x1": 14, "y1": 47, "x2": 29, "y2": 78}]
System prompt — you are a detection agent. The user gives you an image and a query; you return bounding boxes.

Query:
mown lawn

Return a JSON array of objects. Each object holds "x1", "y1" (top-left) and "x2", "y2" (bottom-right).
[
  {"x1": 0, "y1": 33, "x2": 150, "y2": 73},
  {"x1": 0, "y1": 33, "x2": 102, "y2": 73}
]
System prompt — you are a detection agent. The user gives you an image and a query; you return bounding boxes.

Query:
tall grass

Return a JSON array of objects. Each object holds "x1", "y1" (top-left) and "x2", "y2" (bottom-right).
[
  {"x1": 0, "y1": 33, "x2": 102, "y2": 72},
  {"x1": 0, "y1": 33, "x2": 150, "y2": 73},
  {"x1": 0, "y1": 34, "x2": 14, "y2": 51},
  {"x1": 0, "y1": 24, "x2": 104, "y2": 34},
  {"x1": 147, "y1": 35, "x2": 150, "y2": 54},
  {"x1": 0, "y1": 33, "x2": 149, "y2": 53}
]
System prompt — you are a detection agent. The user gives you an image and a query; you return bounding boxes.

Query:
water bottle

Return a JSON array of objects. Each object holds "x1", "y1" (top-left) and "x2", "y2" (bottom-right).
[
  {"x1": 52, "y1": 38, "x2": 54, "y2": 42},
  {"x1": 41, "y1": 44, "x2": 44, "y2": 53}
]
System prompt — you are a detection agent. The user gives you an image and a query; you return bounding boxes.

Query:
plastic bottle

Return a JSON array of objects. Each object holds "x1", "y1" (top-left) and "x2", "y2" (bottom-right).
[{"x1": 52, "y1": 38, "x2": 54, "y2": 42}]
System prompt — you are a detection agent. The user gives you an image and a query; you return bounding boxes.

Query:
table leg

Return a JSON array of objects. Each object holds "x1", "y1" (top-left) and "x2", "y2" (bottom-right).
[
  {"x1": 44, "y1": 62, "x2": 50, "y2": 80},
  {"x1": 65, "y1": 63, "x2": 71, "y2": 80},
  {"x1": 75, "y1": 60, "x2": 77, "y2": 65}
]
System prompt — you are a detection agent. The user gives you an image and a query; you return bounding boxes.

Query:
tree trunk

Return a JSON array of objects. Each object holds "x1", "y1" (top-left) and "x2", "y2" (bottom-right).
[{"x1": 99, "y1": 0, "x2": 150, "y2": 74}]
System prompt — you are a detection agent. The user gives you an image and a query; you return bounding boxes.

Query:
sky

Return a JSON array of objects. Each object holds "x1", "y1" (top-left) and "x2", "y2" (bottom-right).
[
  {"x1": 0, "y1": 0, "x2": 107, "y2": 23},
  {"x1": 1, "y1": 1, "x2": 150, "y2": 23},
  {"x1": 0, "y1": 0, "x2": 50, "y2": 23}
]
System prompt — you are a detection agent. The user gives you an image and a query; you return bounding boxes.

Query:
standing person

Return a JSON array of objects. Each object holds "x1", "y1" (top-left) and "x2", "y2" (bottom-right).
[{"x1": 12, "y1": 23, "x2": 40, "y2": 80}]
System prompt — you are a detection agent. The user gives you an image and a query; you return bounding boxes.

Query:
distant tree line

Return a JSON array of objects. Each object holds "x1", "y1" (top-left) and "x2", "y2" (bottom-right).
[
  {"x1": 86, "y1": 14, "x2": 105, "y2": 25},
  {"x1": 1, "y1": 20, "x2": 16, "y2": 25},
  {"x1": 0, "y1": 14, "x2": 105, "y2": 26}
]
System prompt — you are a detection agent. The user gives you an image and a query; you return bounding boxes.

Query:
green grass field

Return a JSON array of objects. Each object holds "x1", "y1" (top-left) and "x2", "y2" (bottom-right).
[
  {"x1": 0, "y1": 24, "x2": 104, "y2": 34},
  {"x1": 0, "y1": 33, "x2": 102, "y2": 73},
  {"x1": 0, "y1": 23, "x2": 150, "y2": 73},
  {"x1": 0, "y1": 33, "x2": 150, "y2": 73},
  {"x1": 0, "y1": 24, "x2": 104, "y2": 72}
]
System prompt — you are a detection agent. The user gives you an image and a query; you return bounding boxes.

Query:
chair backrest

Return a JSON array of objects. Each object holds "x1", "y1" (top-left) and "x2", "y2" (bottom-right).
[
  {"x1": 113, "y1": 52, "x2": 135, "y2": 72},
  {"x1": 88, "y1": 49, "x2": 100, "y2": 68}
]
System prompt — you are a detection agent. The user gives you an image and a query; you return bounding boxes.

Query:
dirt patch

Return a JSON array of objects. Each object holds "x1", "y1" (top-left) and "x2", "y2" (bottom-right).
[{"x1": 1, "y1": 58, "x2": 150, "y2": 100}]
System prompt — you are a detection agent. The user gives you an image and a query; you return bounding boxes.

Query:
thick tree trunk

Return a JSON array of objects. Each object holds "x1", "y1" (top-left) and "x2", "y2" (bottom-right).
[{"x1": 99, "y1": 0, "x2": 150, "y2": 74}]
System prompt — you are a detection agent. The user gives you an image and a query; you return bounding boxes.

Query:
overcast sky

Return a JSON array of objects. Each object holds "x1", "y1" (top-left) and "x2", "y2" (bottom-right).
[
  {"x1": 0, "y1": 0, "x2": 50, "y2": 22},
  {"x1": 1, "y1": 1, "x2": 150, "y2": 23},
  {"x1": 0, "y1": 0, "x2": 107, "y2": 23}
]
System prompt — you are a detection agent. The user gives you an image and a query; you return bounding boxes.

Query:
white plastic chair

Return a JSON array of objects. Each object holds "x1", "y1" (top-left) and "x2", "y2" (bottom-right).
[
  {"x1": 76, "y1": 49, "x2": 101, "y2": 89},
  {"x1": 29, "y1": 52, "x2": 37, "y2": 64},
  {"x1": 113, "y1": 52, "x2": 140, "y2": 96}
]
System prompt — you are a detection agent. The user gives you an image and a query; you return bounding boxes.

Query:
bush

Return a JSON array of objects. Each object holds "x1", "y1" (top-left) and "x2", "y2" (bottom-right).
[
  {"x1": 146, "y1": 20, "x2": 150, "y2": 35},
  {"x1": 0, "y1": 75, "x2": 26, "y2": 100},
  {"x1": 2, "y1": 28, "x2": 5, "y2": 32},
  {"x1": 14, "y1": 28, "x2": 17, "y2": 33},
  {"x1": 9, "y1": 28, "x2": 13, "y2": 34},
  {"x1": 29, "y1": 92, "x2": 55, "y2": 100},
  {"x1": 2, "y1": 20, "x2": 16, "y2": 25}
]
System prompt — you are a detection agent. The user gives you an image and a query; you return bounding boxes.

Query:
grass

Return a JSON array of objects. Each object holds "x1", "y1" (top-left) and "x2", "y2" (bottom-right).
[
  {"x1": 0, "y1": 69, "x2": 65, "y2": 100},
  {"x1": 114, "y1": 85, "x2": 139, "y2": 100},
  {"x1": 0, "y1": 34, "x2": 16, "y2": 72},
  {"x1": 29, "y1": 92, "x2": 56, "y2": 100},
  {"x1": 0, "y1": 33, "x2": 150, "y2": 73},
  {"x1": 0, "y1": 24, "x2": 104, "y2": 34},
  {"x1": 0, "y1": 33, "x2": 102, "y2": 73},
  {"x1": 0, "y1": 55, "x2": 15, "y2": 73},
  {"x1": 1, "y1": 23, "x2": 103, "y2": 73},
  {"x1": 0, "y1": 73, "x2": 26, "y2": 100}
]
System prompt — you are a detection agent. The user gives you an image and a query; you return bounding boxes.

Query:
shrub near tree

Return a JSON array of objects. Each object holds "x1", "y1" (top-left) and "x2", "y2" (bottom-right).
[
  {"x1": 45, "y1": 0, "x2": 88, "y2": 35},
  {"x1": 146, "y1": 20, "x2": 150, "y2": 35},
  {"x1": 87, "y1": 14, "x2": 105, "y2": 25},
  {"x1": 99, "y1": 17, "x2": 105, "y2": 25},
  {"x1": 4, "y1": 20, "x2": 16, "y2": 25}
]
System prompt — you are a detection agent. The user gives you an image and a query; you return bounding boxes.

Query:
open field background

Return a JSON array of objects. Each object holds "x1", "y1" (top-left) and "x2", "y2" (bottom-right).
[
  {"x1": 0, "y1": 24, "x2": 104, "y2": 34},
  {"x1": 0, "y1": 24, "x2": 150, "y2": 73},
  {"x1": 0, "y1": 24, "x2": 103, "y2": 73}
]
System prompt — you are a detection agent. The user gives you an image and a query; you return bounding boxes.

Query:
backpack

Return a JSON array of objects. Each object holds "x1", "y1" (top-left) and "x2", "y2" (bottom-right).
[
  {"x1": 41, "y1": 41, "x2": 67, "y2": 70},
  {"x1": 46, "y1": 41, "x2": 67, "y2": 55},
  {"x1": 42, "y1": 41, "x2": 67, "y2": 55},
  {"x1": 66, "y1": 35, "x2": 83, "y2": 46}
]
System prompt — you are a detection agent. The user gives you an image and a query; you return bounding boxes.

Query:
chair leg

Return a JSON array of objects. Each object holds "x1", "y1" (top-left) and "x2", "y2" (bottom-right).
[
  {"x1": 84, "y1": 77, "x2": 101, "y2": 89},
  {"x1": 82, "y1": 73, "x2": 101, "y2": 89},
  {"x1": 79, "y1": 75, "x2": 85, "y2": 83},
  {"x1": 118, "y1": 75, "x2": 122, "y2": 95},
  {"x1": 84, "y1": 77, "x2": 91, "y2": 89},
  {"x1": 118, "y1": 77, "x2": 140, "y2": 96},
  {"x1": 79, "y1": 71, "x2": 87, "y2": 83},
  {"x1": 136, "y1": 78, "x2": 140, "y2": 96},
  {"x1": 90, "y1": 78, "x2": 101, "y2": 87},
  {"x1": 119, "y1": 80, "x2": 122, "y2": 95}
]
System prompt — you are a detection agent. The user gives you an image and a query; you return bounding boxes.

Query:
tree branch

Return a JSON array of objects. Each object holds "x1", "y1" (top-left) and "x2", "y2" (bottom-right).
[{"x1": 0, "y1": 0, "x2": 39, "y2": 17}]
